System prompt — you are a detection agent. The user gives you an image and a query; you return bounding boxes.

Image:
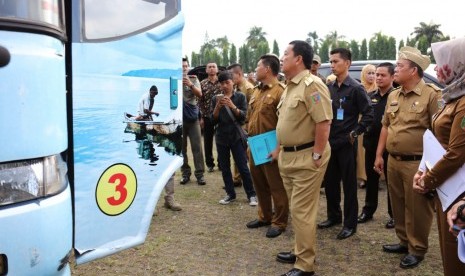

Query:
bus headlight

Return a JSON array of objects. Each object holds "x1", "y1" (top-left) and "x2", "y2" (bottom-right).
[{"x1": 0, "y1": 154, "x2": 67, "y2": 207}]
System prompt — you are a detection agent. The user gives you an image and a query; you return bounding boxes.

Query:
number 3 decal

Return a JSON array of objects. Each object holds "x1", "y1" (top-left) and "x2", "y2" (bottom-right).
[{"x1": 96, "y1": 164, "x2": 137, "y2": 216}]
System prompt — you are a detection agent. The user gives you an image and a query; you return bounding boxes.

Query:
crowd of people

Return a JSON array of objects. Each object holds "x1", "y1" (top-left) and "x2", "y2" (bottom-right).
[{"x1": 166, "y1": 39, "x2": 465, "y2": 276}]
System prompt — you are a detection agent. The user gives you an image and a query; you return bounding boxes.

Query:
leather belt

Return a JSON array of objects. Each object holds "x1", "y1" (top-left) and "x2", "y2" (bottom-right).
[
  {"x1": 282, "y1": 141, "x2": 315, "y2": 152},
  {"x1": 390, "y1": 154, "x2": 423, "y2": 161}
]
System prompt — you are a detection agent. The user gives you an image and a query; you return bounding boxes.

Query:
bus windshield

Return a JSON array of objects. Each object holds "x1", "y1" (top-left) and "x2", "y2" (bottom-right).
[
  {"x1": 83, "y1": 0, "x2": 178, "y2": 41},
  {"x1": 0, "y1": 0, "x2": 63, "y2": 30}
]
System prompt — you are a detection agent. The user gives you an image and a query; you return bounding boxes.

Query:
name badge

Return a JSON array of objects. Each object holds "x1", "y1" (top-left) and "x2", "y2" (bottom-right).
[{"x1": 337, "y1": 108, "x2": 344, "y2": 120}]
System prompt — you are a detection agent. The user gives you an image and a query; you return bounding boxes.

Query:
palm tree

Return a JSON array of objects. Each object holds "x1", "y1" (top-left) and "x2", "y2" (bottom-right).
[
  {"x1": 325, "y1": 30, "x2": 346, "y2": 50},
  {"x1": 246, "y1": 26, "x2": 267, "y2": 49},
  {"x1": 306, "y1": 31, "x2": 321, "y2": 52},
  {"x1": 215, "y1": 36, "x2": 230, "y2": 51},
  {"x1": 411, "y1": 22, "x2": 444, "y2": 45}
]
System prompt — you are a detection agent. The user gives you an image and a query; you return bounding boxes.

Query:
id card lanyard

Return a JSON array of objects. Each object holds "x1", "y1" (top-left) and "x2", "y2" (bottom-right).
[{"x1": 337, "y1": 97, "x2": 345, "y2": 120}]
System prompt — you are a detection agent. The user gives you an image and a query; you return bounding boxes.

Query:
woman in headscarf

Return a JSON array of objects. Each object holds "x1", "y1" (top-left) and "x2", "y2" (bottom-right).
[
  {"x1": 413, "y1": 37, "x2": 465, "y2": 275},
  {"x1": 361, "y1": 64, "x2": 377, "y2": 93},
  {"x1": 356, "y1": 64, "x2": 377, "y2": 188}
]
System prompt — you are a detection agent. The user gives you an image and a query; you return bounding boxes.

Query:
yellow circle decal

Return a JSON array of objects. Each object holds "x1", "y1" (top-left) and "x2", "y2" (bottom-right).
[{"x1": 96, "y1": 163, "x2": 137, "y2": 216}]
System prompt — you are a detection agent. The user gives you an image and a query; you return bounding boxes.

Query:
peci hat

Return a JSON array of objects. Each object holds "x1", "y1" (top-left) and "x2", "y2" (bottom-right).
[
  {"x1": 313, "y1": 54, "x2": 321, "y2": 64},
  {"x1": 398, "y1": 46, "x2": 431, "y2": 71}
]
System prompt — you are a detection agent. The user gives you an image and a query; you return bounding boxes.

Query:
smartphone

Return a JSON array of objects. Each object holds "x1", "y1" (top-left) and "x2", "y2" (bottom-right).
[
  {"x1": 216, "y1": 94, "x2": 224, "y2": 102},
  {"x1": 170, "y1": 76, "x2": 178, "y2": 110},
  {"x1": 452, "y1": 224, "x2": 462, "y2": 233}
]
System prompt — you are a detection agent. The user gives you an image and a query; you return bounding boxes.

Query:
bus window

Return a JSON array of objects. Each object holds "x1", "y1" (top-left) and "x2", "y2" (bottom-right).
[
  {"x1": 82, "y1": 0, "x2": 178, "y2": 41},
  {"x1": 0, "y1": 0, "x2": 63, "y2": 30}
]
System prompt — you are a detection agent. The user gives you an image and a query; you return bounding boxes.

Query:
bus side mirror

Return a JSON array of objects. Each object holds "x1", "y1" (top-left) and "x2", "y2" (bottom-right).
[{"x1": 0, "y1": 45, "x2": 10, "y2": 68}]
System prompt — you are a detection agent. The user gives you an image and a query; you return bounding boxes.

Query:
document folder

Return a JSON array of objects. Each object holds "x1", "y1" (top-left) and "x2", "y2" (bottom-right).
[{"x1": 248, "y1": 130, "x2": 278, "y2": 166}]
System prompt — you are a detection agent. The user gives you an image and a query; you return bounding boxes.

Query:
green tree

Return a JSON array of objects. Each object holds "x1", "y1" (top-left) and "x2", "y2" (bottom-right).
[
  {"x1": 306, "y1": 31, "x2": 321, "y2": 53},
  {"x1": 398, "y1": 39, "x2": 405, "y2": 50},
  {"x1": 246, "y1": 26, "x2": 267, "y2": 49},
  {"x1": 325, "y1": 30, "x2": 346, "y2": 50},
  {"x1": 319, "y1": 40, "x2": 330, "y2": 63},
  {"x1": 387, "y1": 37, "x2": 396, "y2": 59},
  {"x1": 272, "y1": 40, "x2": 279, "y2": 56},
  {"x1": 349, "y1": 40, "x2": 360, "y2": 61},
  {"x1": 222, "y1": 48, "x2": 229, "y2": 66},
  {"x1": 239, "y1": 45, "x2": 251, "y2": 73},
  {"x1": 191, "y1": 52, "x2": 200, "y2": 67},
  {"x1": 360, "y1": 39, "x2": 368, "y2": 60},
  {"x1": 411, "y1": 22, "x2": 444, "y2": 46},
  {"x1": 417, "y1": 36, "x2": 429, "y2": 55},
  {"x1": 229, "y1": 44, "x2": 237, "y2": 64}
]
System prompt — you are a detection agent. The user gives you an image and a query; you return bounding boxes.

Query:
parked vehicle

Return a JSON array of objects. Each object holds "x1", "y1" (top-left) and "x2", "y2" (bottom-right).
[
  {"x1": 318, "y1": 60, "x2": 444, "y2": 88},
  {"x1": 0, "y1": 1, "x2": 183, "y2": 275}
]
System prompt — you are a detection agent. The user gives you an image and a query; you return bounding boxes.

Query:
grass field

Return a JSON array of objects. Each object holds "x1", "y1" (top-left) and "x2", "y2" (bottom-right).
[{"x1": 72, "y1": 147, "x2": 444, "y2": 276}]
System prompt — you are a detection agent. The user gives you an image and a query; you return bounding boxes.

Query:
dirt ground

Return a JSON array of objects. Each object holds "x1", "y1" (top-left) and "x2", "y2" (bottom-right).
[{"x1": 72, "y1": 148, "x2": 444, "y2": 276}]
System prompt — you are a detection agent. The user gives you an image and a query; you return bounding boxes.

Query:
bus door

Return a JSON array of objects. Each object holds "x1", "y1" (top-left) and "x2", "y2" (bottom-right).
[
  {"x1": 70, "y1": 0, "x2": 184, "y2": 264},
  {"x1": 0, "y1": 1, "x2": 72, "y2": 275}
]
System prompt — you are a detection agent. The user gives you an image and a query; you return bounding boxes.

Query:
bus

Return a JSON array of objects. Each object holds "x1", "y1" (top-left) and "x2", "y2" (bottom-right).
[{"x1": 0, "y1": 1, "x2": 183, "y2": 275}]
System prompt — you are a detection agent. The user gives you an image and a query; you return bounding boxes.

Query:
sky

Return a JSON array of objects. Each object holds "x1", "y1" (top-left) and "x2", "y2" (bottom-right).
[{"x1": 181, "y1": 0, "x2": 463, "y2": 59}]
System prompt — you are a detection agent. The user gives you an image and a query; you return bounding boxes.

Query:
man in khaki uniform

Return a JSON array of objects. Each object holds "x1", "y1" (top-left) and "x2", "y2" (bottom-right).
[
  {"x1": 245, "y1": 54, "x2": 289, "y2": 238},
  {"x1": 374, "y1": 46, "x2": 441, "y2": 269},
  {"x1": 275, "y1": 41, "x2": 332, "y2": 276}
]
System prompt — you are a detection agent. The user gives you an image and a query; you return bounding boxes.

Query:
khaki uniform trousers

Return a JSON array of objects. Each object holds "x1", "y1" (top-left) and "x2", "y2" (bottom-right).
[
  {"x1": 164, "y1": 174, "x2": 175, "y2": 204},
  {"x1": 387, "y1": 156, "x2": 434, "y2": 256},
  {"x1": 249, "y1": 152, "x2": 289, "y2": 229},
  {"x1": 434, "y1": 196, "x2": 465, "y2": 276},
  {"x1": 356, "y1": 135, "x2": 366, "y2": 181},
  {"x1": 278, "y1": 145, "x2": 330, "y2": 272}
]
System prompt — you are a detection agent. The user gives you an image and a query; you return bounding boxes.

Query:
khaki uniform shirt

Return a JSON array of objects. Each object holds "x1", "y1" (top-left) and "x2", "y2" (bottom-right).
[
  {"x1": 382, "y1": 79, "x2": 442, "y2": 155},
  {"x1": 423, "y1": 96, "x2": 465, "y2": 189},
  {"x1": 247, "y1": 79, "x2": 285, "y2": 136},
  {"x1": 276, "y1": 70, "x2": 333, "y2": 146},
  {"x1": 183, "y1": 76, "x2": 200, "y2": 105},
  {"x1": 237, "y1": 79, "x2": 255, "y2": 103}
]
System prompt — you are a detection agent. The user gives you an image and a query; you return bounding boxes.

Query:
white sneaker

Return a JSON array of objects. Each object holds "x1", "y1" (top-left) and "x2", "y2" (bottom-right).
[
  {"x1": 219, "y1": 195, "x2": 236, "y2": 205},
  {"x1": 249, "y1": 196, "x2": 258, "y2": 206}
]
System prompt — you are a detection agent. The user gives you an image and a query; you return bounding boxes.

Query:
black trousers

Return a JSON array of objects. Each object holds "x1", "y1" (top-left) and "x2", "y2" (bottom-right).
[
  {"x1": 203, "y1": 117, "x2": 216, "y2": 168},
  {"x1": 323, "y1": 143, "x2": 358, "y2": 229},
  {"x1": 362, "y1": 144, "x2": 392, "y2": 217}
]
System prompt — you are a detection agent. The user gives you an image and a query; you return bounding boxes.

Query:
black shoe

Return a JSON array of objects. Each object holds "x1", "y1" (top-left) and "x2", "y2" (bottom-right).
[
  {"x1": 207, "y1": 166, "x2": 214, "y2": 172},
  {"x1": 276, "y1": 251, "x2": 296, "y2": 264},
  {"x1": 400, "y1": 254, "x2": 424, "y2": 269},
  {"x1": 385, "y1": 218, "x2": 395, "y2": 229},
  {"x1": 317, "y1": 219, "x2": 342, "y2": 229},
  {"x1": 336, "y1": 227, "x2": 356, "y2": 240},
  {"x1": 246, "y1": 219, "x2": 271, "y2": 229},
  {"x1": 281, "y1": 268, "x2": 315, "y2": 276},
  {"x1": 382, "y1": 244, "x2": 408, "y2": 254},
  {"x1": 197, "y1": 176, "x2": 206, "y2": 185},
  {"x1": 266, "y1": 227, "x2": 284, "y2": 238},
  {"x1": 180, "y1": 176, "x2": 190, "y2": 185},
  {"x1": 357, "y1": 212, "x2": 373, "y2": 223}
]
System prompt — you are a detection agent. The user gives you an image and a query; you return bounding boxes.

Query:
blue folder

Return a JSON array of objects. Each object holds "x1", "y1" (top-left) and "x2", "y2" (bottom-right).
[{"x1": 248, "y1": 130, "x2": 278, "y2": 166}]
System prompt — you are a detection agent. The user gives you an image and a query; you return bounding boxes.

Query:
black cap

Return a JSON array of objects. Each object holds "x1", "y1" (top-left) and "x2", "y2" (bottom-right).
[{"x1": 150, "y1": 85, "x2": 158, "y2": 92}]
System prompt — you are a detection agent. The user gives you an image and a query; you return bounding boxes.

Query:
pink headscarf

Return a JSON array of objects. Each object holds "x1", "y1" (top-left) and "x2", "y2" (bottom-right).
[{"x1": 431, "y1": 37, "x2": 465, "y2": 103}]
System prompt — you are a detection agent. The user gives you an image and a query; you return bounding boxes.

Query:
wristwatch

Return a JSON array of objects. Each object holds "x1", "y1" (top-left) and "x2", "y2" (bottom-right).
[
  {"x1": 457, "y1": 203, "x2": 465, "y2": 221},
  {"x1": 312, "y1": 152, "x2": 322, "y2": 160},
  {"x1": 350, "y1": 130, "x2": 358, "y2": 138}
]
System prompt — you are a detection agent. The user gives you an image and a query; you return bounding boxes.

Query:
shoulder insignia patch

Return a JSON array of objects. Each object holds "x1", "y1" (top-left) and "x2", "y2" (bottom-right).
[
  {"x1": 304, "y1": 76, "x2": 314, "y2": 86},
  {"x1": 311, "y1": 91, "x2": 321, "y2": 104},
  {"x1": 426, "y1": 83, "x2": 442, "y2": 92},
  {"x1": 437, "y1": 99, "x2": 445, "y2": 110},
  {"x1": 461, "y1": 116, "x2": 465, "y2": 131}
]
